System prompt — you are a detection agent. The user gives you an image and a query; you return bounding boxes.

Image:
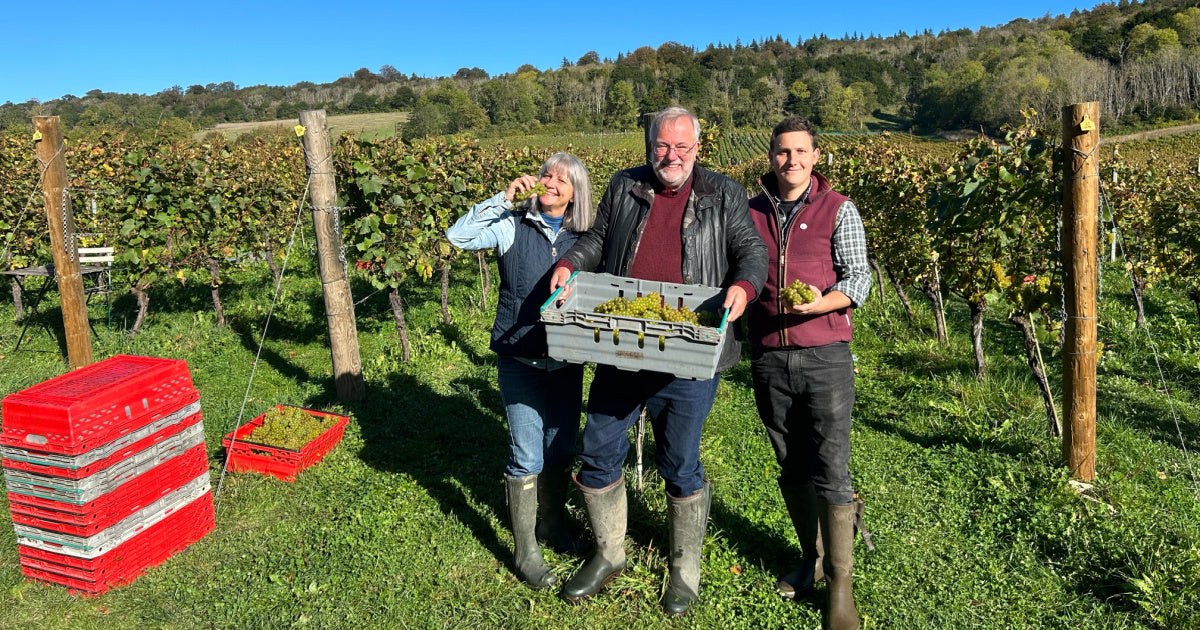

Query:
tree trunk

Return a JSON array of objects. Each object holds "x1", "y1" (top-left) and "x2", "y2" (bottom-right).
[
  {"x1": 387, "y1": 285, "x2": 411, "y2": 363},
  {"x1": 131, "y1": 283, "x2": 150, "y2": 334},
  {"x1": 1190, "y1": 288, "x2": 1200, "y2": 327},
  {"x1": 1131, "y1": 276, "x2": 1147, "y2": 328},
  {"x1": 885, "y1": 264, "x2": 916, "y2": 325},
  {"x1": 264, "y1": 229, "x2": 281, "y2": 289},
  {"x1": 267, "y1": 251, "x2": 282, "y2": 290},
  {"x1": 868, "y1": 255, "x2": 887, "y2": 304},
  {"x1": 969, "y1": 299, "x2": 987, "y2": 380},
  {"x1": 441, "y1": 263, "x2": 452, "y2": 325},
  {"x1": 920, "y1": 280, "x2": 948, "y2": 344},
  {"x1": 1009, "y1": 311, "x2": 1062, "y2": 437},
  {"x1": 6, "y1": 250, "x2": 22, "y2": 321},
  {"x1": 477, "y1": 251, "x2": 490, "y2": 309},
  {"x1": 11, "y1": 277, "x2": 23, "y2": 321},
  {"x1": 208, "y1": 257, "x2": 226, "y2": 327}
]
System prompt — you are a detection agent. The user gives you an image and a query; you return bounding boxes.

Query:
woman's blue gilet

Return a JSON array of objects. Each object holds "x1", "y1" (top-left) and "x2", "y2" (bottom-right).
[{"x1": 491, "y1": 212, "x2": 580, "y2": 358}]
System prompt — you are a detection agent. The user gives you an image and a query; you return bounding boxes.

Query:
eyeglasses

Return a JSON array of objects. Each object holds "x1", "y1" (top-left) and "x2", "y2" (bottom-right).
[{"x1": 652, "y1": 142, "x2": 698, "y2": 157}]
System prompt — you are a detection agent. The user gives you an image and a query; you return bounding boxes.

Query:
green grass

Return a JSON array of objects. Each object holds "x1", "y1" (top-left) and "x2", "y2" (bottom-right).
[{"x1": 0, "y1": 253, "x2": 1198, "y2": 629}]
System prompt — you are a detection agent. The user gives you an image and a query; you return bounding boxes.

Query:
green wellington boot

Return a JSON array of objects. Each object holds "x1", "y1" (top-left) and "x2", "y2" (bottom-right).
[
  {"x1": 819, "y1": 499, "x2": 860, "y2": 630},
  {"x1": 663, "y1": 479, "x2": 711, "y2": 616},
  {"x1": 561, "y1": 476, "x2": 627, "y2": 603},
  {"x1": 504, "y1": 474, "x2": 557, "y2": 589}
]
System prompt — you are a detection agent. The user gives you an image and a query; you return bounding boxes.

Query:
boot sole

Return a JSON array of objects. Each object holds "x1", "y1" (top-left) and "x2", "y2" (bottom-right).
[{"x1": 560, "y1": 569, "x2": 623, "y2": 604}]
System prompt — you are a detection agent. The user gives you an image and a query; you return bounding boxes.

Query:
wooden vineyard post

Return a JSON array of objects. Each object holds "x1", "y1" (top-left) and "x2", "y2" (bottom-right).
[
  {"x1": 34, "y1": 117, "x2": 93, "y2": 369},
  {"x1": 1061, "y1": 102, "x2": 1099, "y2": 481},
  {"x1": 298, "y1": 110, "x2": 365, "y2": 402}
]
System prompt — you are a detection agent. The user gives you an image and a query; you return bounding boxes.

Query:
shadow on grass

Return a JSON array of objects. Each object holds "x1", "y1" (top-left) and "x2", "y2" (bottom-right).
[
  {"x1": 3, "y1": 304, "x2": 69, "y2": 356},
  {"x1": 865, "y1": 110, "x2": 910, "y2": 133},
  {"x1": 340, "y1": 339, "x2": 802, "y2": 591},
  {"x1": 5, "y1": 295, "x2": 136, "y2": 358},
  {"x1": 710, "y1": 490, "x2": 813, "y2": 587},
  {"x1": 625, "y1": 428, "x2": 829, "y2": 622},
  {"x1": 1097, "y1": 380, "x2": 1200, "y2": 451},
  {"x1": 1019, "y1": 475, "x2": 1155, "y2": 622},
  {"x1": 349, "y1": 368, "x2": 515, "y2": 567},
  {"x1": 438, "y1": 321, "x2": 493, "y2": 369}
]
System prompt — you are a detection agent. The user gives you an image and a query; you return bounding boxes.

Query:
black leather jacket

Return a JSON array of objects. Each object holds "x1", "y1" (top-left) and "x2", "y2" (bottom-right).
[{"x1": 563, "y1": 164, "x2": 767, "y2": 372}]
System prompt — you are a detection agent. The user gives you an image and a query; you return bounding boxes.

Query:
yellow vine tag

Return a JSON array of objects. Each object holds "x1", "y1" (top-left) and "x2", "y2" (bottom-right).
[
  {"x1": 32, "y1": 130, "x2": 42, "y2": 141},
  {"x1": 1080, "y1": 116, "x2": 1096, "y2": 132},
  {"x1": 294, "y1": 125, "x2": 306, "y2": 137}
]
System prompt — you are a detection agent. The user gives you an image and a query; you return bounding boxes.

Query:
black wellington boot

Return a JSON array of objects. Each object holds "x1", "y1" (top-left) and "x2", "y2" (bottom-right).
[
  {"x1": 777, "y1": 481, "x2": 824, "y2": 599},
  {"x1": 535, "y1": 466, "x2": 591, "y2": 555}
]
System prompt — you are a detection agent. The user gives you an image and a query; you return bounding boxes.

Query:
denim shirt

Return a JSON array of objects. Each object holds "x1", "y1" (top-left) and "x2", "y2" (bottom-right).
[
  {"x1": 446, "y1": 190, "x2": 573, "y2": 370},
  {"x1": 446, "y1": 191, "x2": 562, "y2": 255}
]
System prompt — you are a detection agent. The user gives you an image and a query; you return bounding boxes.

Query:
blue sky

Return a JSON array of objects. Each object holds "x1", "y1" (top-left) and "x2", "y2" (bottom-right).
[{"x1": 1, "y1": 1, "x2": 1090, "y2": 105}]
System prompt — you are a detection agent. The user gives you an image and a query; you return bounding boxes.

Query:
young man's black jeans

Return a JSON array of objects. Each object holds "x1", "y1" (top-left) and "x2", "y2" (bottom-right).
[{"x1": 750, "y1": 341, "x2": 856, "y2": 504}]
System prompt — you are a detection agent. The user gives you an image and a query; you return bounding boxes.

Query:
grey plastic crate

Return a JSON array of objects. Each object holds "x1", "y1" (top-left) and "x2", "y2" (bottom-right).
[
  {"x1": 539, "y1": 272, "x2": 728, "y2": 380},
  {"x1": 3, "y1": 423, "x2": 205, "y2": 503},
  {"x1": 15, "y1": 473, "x2": 211, "y2": 558},
  {"x1": 1, "y1": 401, "x2": 202, "y2": 469}
]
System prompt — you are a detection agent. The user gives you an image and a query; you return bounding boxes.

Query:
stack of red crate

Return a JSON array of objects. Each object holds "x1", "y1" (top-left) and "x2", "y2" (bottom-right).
[{"x1": 1, "y1": 355, "x2": 215, "y2": 595}]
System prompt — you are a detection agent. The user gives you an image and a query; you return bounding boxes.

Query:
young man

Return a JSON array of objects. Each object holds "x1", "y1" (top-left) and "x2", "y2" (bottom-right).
[
  {"x1": 548, "y1": 107, "x2": 767, "y2": 615},
  {"x1": 746, "y1": 117, "x2": 871, "y2": 630}
]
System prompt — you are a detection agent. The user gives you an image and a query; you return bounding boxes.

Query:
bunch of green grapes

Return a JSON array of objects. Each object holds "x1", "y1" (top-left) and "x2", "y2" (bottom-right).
[
  {"x1": 780, "y1": 279, "x2": 816, "y2": 306},
  {"x1": 247, "y1": 406, "x2": 336, "y2": 450},
  {"x1": 593, "y1": 292, "x2": 708, "y2": 326},
  {"x1": 517, "y1": 183, "x2": 548, "y2": 200},
  {"x1": 695, "y1": 310, "x2": 720, "y2": 327}
]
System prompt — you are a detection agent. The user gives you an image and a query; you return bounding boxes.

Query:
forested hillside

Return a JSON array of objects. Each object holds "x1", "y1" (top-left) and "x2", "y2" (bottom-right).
[{"x1": 5, "y1": 0, "x2": 1200, "y2": 138}]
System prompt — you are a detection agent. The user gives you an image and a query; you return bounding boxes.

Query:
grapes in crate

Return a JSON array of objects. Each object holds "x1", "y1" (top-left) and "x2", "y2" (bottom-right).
[
  {"x1": 247, "y1": 407, "x2": 336, "y2": 450},
  {"x1": 781, "y1": 279, "x2": 816, "y2": 307},
  {"x1": 592, "y1": 292, "x2": 713, "y2": 326}
]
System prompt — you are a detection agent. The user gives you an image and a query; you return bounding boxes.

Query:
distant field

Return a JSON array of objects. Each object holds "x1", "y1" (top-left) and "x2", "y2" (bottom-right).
[
  {"x1": 477, "y1": 130, "x2": 645, "y2": 152},
  {"x1": 198, "y1": 112, "x2": 410, "y2": 142}
]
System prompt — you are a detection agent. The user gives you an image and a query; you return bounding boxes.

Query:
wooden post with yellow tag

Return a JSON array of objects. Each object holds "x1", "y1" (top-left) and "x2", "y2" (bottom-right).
[
  {"x1": 297, "y1": 110, "x2": 365, "y2": 402},
  {"x1": 34, "y1": 116, "x2": 94, "y2": 369},
  {"x1": 1061, "y1": 102, "x2": 1099, "y2": 481}
]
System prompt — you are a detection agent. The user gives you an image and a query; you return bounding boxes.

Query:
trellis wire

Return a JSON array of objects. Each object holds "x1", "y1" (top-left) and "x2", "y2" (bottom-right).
[
  {"x1": 1096, "y1": 180, "x2": 1199, "y2": 502},
  {"x1": 213, "y1": 155, "x2": 323, "y2": 505},
  {"x1": 1, "y1": 144, "x2": 61, "y2": 268}
]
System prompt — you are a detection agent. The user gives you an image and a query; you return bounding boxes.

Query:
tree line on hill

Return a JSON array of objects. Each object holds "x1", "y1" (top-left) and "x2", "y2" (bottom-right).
[{"x1": 5, "y1": 0, "x2": 1200, "y2": 139}]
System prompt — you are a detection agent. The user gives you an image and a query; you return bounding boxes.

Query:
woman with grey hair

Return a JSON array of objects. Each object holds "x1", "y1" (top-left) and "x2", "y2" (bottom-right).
[{"x1": 446, "y1": 152, "x2": 594, "y2": 589}]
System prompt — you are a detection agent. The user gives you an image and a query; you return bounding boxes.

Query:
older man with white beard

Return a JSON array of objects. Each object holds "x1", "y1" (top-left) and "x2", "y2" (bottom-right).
[{"x1": 547, "y1": 106, "x2": 767, "y2": 616}]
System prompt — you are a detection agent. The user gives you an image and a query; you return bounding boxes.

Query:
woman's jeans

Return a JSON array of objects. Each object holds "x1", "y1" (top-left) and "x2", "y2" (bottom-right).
[{"x1": 497, "y1": 356, "x2": 584, "y2": 477}]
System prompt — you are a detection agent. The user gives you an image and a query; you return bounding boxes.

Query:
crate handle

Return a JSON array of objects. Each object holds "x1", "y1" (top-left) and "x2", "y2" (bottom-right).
[{"x1": 540, "y1": 270, "x2": 579, "y2": 312}]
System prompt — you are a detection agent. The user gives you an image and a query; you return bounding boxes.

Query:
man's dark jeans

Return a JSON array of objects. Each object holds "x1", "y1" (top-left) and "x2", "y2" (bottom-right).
[
  {"x1": 577, "y1": 365, "x2": 719, "y2": 498},
  {"x1": 751, "y1": 341, "x2": 856, "y2": 504}
]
